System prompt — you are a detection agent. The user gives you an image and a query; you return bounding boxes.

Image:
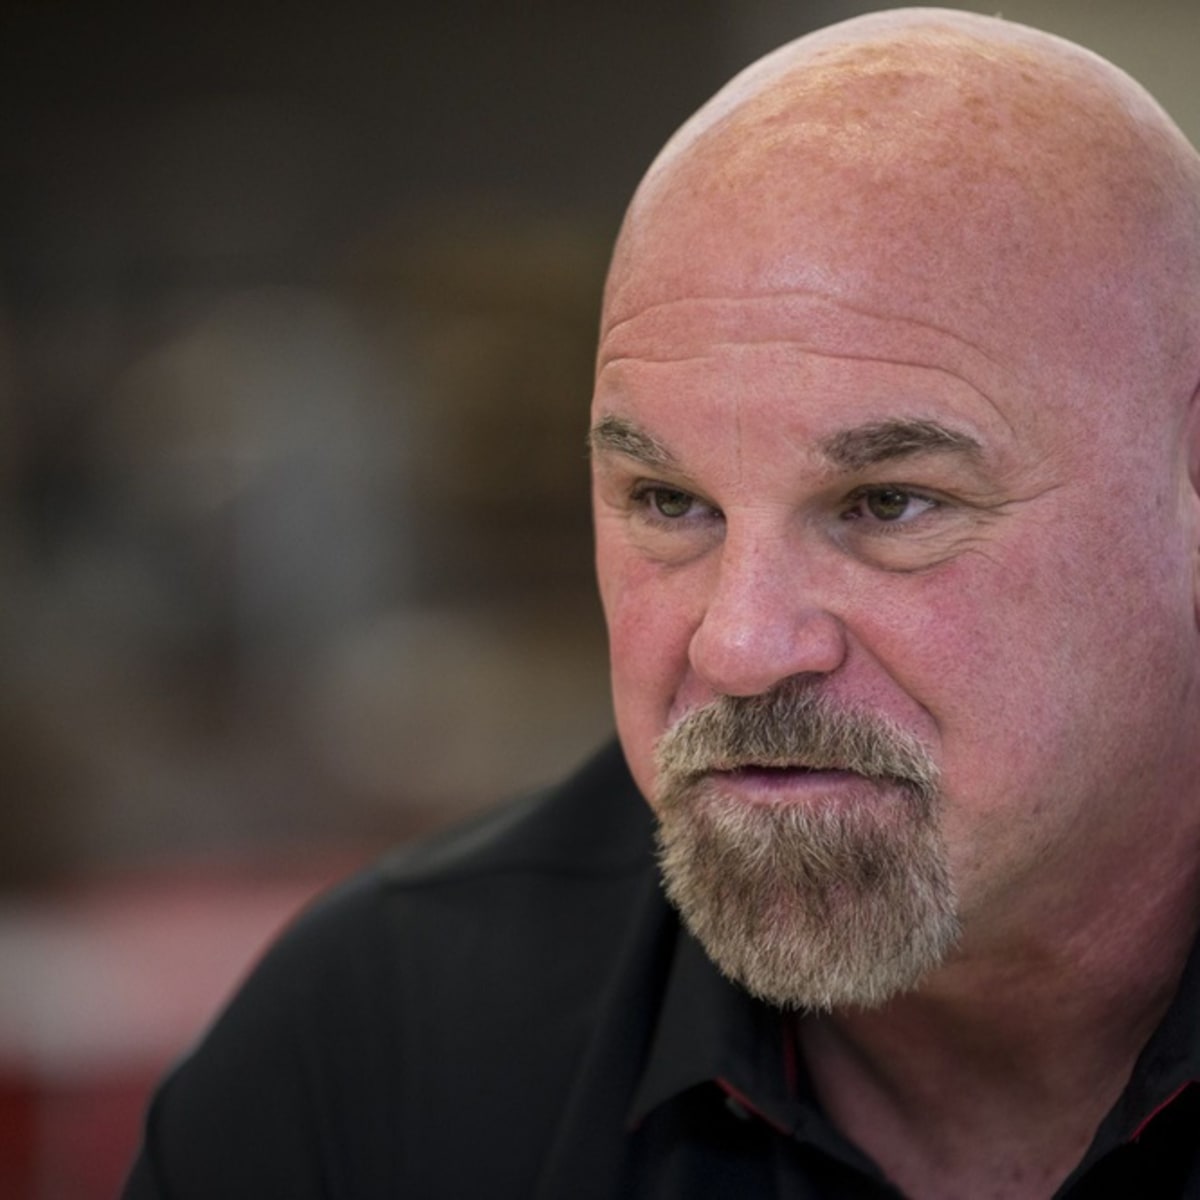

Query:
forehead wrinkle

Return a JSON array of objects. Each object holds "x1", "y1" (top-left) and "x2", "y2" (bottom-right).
[
  {"x1": 597, "y1": 292, "x2": 1017, "y2": 435},
  {"x1": 600, "y1": 290, "x2": 1005, "y2": 373},
  {"x1": 596, "y1": 345, "x2": 1015, "y2": 438},
  {"x1": 601, "y1": 343, "x2": 993, "y2": 380}
]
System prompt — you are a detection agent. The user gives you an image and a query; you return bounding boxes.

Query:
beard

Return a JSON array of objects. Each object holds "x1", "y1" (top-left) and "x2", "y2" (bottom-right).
[{"x1": 653, "y1": 684, "x2": 960, "y2": 1012}]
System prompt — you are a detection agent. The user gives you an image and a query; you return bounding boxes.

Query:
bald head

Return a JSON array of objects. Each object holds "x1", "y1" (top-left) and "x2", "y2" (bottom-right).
[{"x1": 603, "y1": 8, "x2": 1200, "y2": 410}]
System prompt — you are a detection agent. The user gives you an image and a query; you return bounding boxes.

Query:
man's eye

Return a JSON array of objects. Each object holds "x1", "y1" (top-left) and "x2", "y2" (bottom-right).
[
  {"x1": 621, "y1": 481, "x2": 723, "y2": 561},
  {"x1": 845, "y1": 486, "x2": 937, "y2": 524},
  {"x1": 637, "y1": 486, "x2": 695, "y2": 519},
  {"x1": 866, "y1": 487, "x2": 914, "y2": 521}
]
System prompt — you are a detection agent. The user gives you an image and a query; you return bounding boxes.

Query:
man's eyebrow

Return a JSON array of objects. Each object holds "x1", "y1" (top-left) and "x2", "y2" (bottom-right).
[
  {"x1": 587, "y1": 414, "x2": 980, "y2": 472},
  {"x1": 586, "y1": 414, "x2": 677, "y2": 469},
  {"x1": 820, "y1": 419, "x2": 982, "y2": 469}
]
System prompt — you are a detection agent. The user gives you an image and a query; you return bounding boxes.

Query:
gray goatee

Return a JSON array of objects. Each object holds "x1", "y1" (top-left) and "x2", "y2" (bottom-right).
[{"x1": 653, "y1": 684, "x2": 960, "y2": 1011}]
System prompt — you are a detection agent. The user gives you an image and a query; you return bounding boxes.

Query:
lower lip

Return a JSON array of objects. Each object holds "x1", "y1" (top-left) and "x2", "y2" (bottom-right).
[{"x1": 708, "y1": 766, "x2": 883, "y2": 806}]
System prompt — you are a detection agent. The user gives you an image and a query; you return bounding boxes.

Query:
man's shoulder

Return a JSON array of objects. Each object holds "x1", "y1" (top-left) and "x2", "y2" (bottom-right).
[
  {"x1": 377, "y1": 738, "x2": 655, "y2": 889},
  {"x1": 126, "y1": 742, "x2": 666, "y2": 1200},
  {"x1": 263, "y1": 738, "x2": 658, "y2": 987},
  {"x1": 125, "y1": 744, "x2": 674, "y2": 1198}
]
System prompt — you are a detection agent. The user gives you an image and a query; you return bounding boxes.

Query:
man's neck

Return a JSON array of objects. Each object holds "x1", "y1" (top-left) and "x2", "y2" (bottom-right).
[{"x1": 799, "y1": 891, "x2": 1200, "y2": 1200}]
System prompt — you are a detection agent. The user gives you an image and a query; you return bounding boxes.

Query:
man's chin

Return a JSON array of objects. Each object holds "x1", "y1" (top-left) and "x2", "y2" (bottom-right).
[{"x1": 654, "y1": 786, "x2": 961, "y2": 1011}]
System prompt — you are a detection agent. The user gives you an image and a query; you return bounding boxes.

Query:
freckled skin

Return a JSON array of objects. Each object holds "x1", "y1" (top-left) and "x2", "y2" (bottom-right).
[{"x1": 592, "y1": 9, "x2": 1200, "y2": 1196}]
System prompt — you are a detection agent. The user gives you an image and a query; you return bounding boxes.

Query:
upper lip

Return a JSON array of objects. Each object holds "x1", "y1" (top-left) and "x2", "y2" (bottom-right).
[{"x1": 715, "y1": 761, "x2": 850, "y2": 774}]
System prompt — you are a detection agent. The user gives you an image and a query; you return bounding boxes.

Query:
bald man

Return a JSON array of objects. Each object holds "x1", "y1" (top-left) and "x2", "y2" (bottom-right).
[{"x1": 125, "y1": 10, "x2": 1200, "y2": 1199}]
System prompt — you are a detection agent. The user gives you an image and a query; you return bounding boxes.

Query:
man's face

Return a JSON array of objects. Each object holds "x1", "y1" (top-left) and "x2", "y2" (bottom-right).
[{"x1": 590, "y1": 195, "x2": 1199, "y2": 1000}]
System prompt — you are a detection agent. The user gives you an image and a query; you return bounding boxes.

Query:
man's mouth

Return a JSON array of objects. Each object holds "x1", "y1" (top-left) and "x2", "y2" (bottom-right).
[
  {"x1": 714, "y1": 763, "x2": 856, "y2": 778},
  {"x1": 698, "y1": 763, "x2": 897, "y2": 806}
]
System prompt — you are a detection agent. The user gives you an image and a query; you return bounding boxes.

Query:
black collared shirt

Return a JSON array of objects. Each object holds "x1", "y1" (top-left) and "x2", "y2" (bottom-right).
[{"x1": 124, "y1": 742, "x2": 1200, "y2": 1198}]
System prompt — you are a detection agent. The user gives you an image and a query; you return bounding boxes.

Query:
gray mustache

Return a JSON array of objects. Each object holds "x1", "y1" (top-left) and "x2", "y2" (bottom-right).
[{"x1": 653, "y1": 684, "x2": 939, "y2": 803}]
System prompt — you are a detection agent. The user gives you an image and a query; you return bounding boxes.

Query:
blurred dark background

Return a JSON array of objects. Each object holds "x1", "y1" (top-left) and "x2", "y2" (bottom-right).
[{"x1": 1, "y1": 1, "x2": 1196, "y2": 1196}]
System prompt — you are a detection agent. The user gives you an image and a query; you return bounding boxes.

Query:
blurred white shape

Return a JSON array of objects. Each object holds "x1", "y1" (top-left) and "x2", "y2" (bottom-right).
[{"x1": 106, "y1": 286, "x2": 408, "y2": 652}]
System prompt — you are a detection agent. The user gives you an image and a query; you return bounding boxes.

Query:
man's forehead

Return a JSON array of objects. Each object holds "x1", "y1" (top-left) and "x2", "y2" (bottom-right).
[
  {"x1": 597, "y1": 292, "x2": 1006, "y2": 379},
  {"x1": 591, "y1": 287, "x2": 1036, "y2": 470},
  {"x1": 598, "y1": 11, "x2": 1200, "y2": 418}
]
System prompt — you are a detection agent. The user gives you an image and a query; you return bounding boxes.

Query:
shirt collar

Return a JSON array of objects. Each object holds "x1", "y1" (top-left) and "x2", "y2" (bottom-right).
[
  {"x1": 629, "y1": 907, "x2": 1200, "y2": 1174},
  {"x1": 625, "y1": 920, "x2": 888, "y2": 1180},
  {"x1": 1076, "y1": 920, "x2": 1200, "y2": 1164},
  {"x1": 627, "y1": 926, "x2": 800, "y2": 1134}
]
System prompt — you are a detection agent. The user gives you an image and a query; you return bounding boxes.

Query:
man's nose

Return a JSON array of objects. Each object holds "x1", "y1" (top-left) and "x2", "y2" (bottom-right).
[{"x1": 687, "y1": 531, "x2": 847, "y2": 697}]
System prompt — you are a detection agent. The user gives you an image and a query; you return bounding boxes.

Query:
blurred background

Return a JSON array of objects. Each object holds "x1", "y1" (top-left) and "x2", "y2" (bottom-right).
[{"x1": 2, "y1": 0, "x2": 1197, "y2": 1195}]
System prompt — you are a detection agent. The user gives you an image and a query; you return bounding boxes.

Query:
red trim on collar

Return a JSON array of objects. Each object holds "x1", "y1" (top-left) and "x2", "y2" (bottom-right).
[
  {"x1": 1129, "y1": 1081, "x2": 1194, "y2": 1143},
  {"x1": 716, "y1": 1077, "x2": 792, "y2": 1136}
]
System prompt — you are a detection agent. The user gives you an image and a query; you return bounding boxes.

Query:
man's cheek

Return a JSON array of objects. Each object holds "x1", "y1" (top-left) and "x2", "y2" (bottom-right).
[
  {"x1": 604, "y1": 594, "x2": 689, "y2": 786},
  {"x1": 608, "y1": 604, "x2": 674, "y2": 724}
]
